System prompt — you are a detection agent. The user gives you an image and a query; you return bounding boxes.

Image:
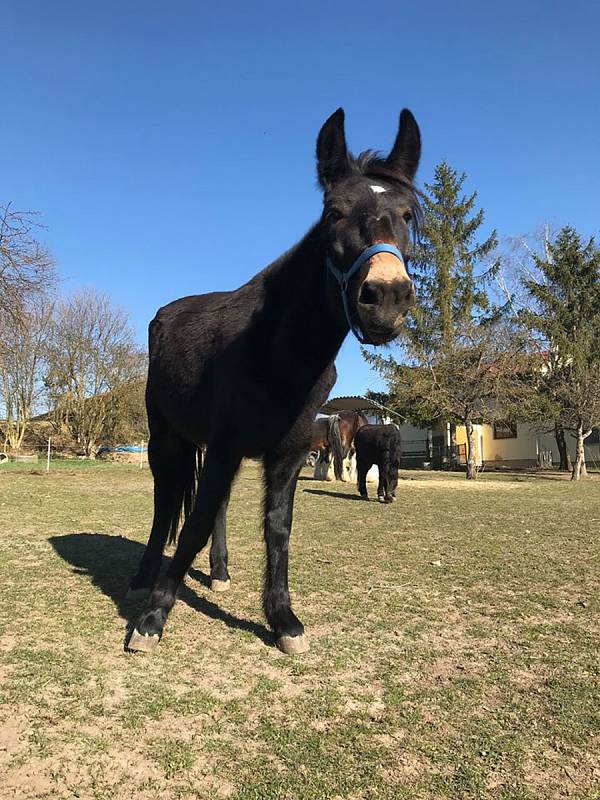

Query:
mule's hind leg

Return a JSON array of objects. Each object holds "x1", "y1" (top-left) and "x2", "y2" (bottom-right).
[
  {"x1": 377, "y1": 458, "x2": 392, "y2": 503},
  {"x1": 262, "y1": 445, "x2": 309, "y2": 655},
  {"x1": 127, "y1": 428, "x2": 196, "y2": 599},
  {"x1": 209, "y1": 495, "x2": 231, "y2": 592},
  {"x1": 128, "y1": 443, "x2": 241, "y2": 652},
  {"x1": 357, "y1": 456, "x2": 370, "y2": 499}
]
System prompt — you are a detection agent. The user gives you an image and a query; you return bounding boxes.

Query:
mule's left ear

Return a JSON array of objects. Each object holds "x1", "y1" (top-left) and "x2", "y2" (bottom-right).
[
  {"x1": 387, "y1": 109, "x2": 421, "y2": 180},
  {"x1": 316, "y1": 108, "x2": 349, "y2": 190}
]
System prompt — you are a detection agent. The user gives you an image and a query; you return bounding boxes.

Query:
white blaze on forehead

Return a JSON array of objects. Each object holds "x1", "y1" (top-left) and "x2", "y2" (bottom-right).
[{"x1": 370, "y1": 185, "x2": 387, "y2": 194}]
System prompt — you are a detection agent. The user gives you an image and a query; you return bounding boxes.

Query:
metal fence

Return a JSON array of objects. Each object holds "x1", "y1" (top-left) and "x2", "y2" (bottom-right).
[{"x1": 400, "y1": 438, "x2": 467, "y2": 470}]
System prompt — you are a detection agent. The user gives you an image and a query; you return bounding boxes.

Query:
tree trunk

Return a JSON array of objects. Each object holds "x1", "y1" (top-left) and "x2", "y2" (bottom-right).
[
  {"x1": 554, "y1": 422, "x2": 571, "y2": 472},
  {"x1": 465, "y1": 415, "x2": 477, "y2": 480},
  {"x1": 571, "y1": 420, "x2": 590, "y2": 481}
]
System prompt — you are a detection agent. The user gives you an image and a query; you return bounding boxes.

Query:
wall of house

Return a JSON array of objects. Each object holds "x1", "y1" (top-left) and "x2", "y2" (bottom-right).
[
  {"x1": 480, "y1": 424, "x2": 538, "y2": 466},
  {"x1": 536, "y1": 426, "x2": 600, "y2": 468},
  {"x1": 454, "y1": 424, "x2": 484, "y2": 466},
  {"x1": 360, "y1": 416, "x2": 600, "y2": 471},
  {"x1": 472, "y1": 423, "x2": 600, "y2": 468}
]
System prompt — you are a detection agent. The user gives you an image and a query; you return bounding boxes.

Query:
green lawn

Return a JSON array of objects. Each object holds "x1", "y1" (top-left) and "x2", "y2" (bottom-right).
[{"x1": 0, "y1": 463, "x2": 599, "y2": 799}]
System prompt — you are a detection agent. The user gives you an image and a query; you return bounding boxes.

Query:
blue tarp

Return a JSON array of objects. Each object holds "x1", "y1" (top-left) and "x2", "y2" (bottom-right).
[{"x1": 98, "y1": 444, "x2": 147, "y2": 454}]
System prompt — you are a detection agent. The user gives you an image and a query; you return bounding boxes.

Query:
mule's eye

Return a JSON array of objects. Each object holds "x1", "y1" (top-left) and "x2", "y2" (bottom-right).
[
  {"x1": 327, "y1": 209, "x2": 344, "y2": 223},
  {"x1": 402, "y1": 211, "x2": 412, "y2": 223}
]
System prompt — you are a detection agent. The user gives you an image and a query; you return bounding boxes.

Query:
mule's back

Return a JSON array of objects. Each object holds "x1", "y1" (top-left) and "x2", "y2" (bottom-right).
[
  {"x1": 146, "y1": 290, "x2": 254, "y2": 443},
  {"x1": 355, "y1": 424, "x2": 401, "y2": 464}
]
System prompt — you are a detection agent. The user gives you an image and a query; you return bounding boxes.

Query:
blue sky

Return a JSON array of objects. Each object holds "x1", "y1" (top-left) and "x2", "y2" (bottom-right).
[{"x1": 3, "y1": 1, "x2": 599, "y2": 397}]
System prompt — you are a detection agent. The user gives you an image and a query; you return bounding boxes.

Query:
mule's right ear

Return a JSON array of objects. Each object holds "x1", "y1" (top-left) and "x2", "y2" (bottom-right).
[{"x1": 316, "y1": 108, "x2": 349, "y2": 190}]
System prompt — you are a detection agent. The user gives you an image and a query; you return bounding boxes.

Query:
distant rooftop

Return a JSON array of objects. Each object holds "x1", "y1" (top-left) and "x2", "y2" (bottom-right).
[{"x1": 320, "y1": 395, "x2": 404, "y2": 420}]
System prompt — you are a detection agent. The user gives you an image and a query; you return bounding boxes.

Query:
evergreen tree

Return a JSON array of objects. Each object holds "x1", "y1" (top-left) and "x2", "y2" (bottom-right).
[
  {"x1": 364, "y1": 162, "x2": 518, "y2": 479},
  {"x1": 521, "y1": 226, "x2": 600, "y2": 480},
  {"x1": 408, "y1": 161, "x2": 498, "y2": 351}
]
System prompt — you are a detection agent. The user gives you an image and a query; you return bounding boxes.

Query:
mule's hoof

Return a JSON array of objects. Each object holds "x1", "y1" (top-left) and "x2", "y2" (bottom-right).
[
  {"x1": 126, "y1": 586, "x2": 151, "y2": 600},
  {"x1": 126, "y1": 628, "x2": 160, "y2": 653},
  {"x1": 210, "y1": 578, "x2": 231, "y2": 593},
  {"x1": 276, "y1": 634, "x2": 310, "y2": 655}
]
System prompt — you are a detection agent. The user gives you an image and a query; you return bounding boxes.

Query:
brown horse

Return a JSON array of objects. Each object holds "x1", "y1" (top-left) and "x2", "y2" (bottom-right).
[{"x1": 310, "y1": 411, "x2": 368, "y2": 480}]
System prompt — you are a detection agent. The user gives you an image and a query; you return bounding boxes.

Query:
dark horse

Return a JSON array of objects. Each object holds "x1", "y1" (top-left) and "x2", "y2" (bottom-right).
[
  {"x1": 310, "y1": 410, "x2": 368, "y2": 480},
  {"x1": 355, "y1": 424, "x2": 402, "y2": 503},
  {"x1": 127, "y1": 107, "x2": 421, "y2": 655}
]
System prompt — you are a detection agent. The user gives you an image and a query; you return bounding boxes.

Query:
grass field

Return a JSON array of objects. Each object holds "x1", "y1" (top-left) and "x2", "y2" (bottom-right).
[{"x1": 0, "y1": 462, "x2": 599, "y2": 800}]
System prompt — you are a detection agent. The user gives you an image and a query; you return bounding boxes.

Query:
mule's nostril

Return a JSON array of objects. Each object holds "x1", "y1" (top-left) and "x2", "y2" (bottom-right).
[
  {"x1": 392, "y1": 281, "x2": 415, "y2": 307},
  {"x1": 359, "y1": 281, "x2": 380, "y2": 306}
]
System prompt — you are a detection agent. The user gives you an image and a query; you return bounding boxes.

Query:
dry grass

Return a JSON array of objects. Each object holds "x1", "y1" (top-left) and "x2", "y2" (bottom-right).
[{"x1": 0, "y1": 461, "x2": 599, "y2": 799}]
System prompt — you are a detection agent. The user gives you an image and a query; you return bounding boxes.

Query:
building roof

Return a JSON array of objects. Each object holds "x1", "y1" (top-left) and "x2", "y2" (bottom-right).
[{"x1": 320, "y1": 395, "x2": 405, "y2": 419}]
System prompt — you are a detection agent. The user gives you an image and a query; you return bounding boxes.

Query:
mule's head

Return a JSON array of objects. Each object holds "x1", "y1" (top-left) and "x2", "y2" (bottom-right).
[{"x1": 317, "y1": 108, "x2": 421, "y2": 345}]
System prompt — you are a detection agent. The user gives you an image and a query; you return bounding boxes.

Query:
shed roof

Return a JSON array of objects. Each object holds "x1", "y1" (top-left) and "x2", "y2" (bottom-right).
[{"x1": 319, "y1": 395, "x2": 404, "y2": 420}]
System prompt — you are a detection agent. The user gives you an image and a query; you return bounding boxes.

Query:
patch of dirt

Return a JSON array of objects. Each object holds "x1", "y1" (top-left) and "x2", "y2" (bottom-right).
[
  {"x1": 2, "y1": 757, "x2": 56, "y2": 799},
  {"x1": 522, "y1": 745, "x2": 600, "y2": 797},
  {"x1": 0, "y1": 715, "x2": 28, "y2": 765}
]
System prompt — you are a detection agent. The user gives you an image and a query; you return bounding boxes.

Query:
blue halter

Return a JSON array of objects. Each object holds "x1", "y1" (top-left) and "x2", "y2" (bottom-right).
[{"x1": 326, "y1": 243, "x2": 405, "y2": 343}]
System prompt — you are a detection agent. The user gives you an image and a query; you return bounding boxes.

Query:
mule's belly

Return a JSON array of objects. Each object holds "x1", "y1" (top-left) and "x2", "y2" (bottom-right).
[{"x1": 146, "y1": 290, "x2": 336, "y2": 457}]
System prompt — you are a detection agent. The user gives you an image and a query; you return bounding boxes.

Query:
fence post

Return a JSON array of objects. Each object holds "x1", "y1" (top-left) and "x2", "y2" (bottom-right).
[{"x1": 46, "y1": 437, "x2": 51, "y2": 473}]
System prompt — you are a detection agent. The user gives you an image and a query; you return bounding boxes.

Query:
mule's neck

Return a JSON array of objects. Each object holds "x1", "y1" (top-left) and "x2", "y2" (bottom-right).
[{"x1": 263, "y1": 221, "x2": 349, "y2": 368}]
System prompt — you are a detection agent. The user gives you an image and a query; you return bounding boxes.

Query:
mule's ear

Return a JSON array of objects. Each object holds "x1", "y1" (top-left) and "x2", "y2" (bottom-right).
[
  {"x1": 316, "y1": 108, "x2": 349, "y2": 189},
  {"x1": 387, "y1": 109, "x2": 421, "y2": 180}
]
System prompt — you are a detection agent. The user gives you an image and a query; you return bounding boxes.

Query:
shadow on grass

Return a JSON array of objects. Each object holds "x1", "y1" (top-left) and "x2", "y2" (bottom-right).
[
  {"x1": 49, "y1": 532, "x2": 272, "y2": 645},
  {"x1": 303, "y1": 488, "x2": 366, "y2": 502}
]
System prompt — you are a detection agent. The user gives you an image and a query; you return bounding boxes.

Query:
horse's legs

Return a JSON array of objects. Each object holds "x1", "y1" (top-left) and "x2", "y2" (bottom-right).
[
  {"x1": 127, "y1": 428, "x2": 196, "y2": 599},
  {"x1": 209, "y1": 495, "x2": 231, "y2": 591},
  {"x1": 128, "y1": 443, "x2": 241, "y2": 651},
  {"x1": 262, "y1": 446, "x2": 308, "y2": 655},
  {"x1": 345, "y1": 447, "x2": 357, "y2": 482}
]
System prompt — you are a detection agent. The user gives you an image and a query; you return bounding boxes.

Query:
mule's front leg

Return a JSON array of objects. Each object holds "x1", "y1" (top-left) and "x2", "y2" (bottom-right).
[
  {"x1": 127, "y1": 446, "x2": 241, "y2": 653},
  {"x1": 263, "y1": 448, "x2": 309, "y2": 655}
]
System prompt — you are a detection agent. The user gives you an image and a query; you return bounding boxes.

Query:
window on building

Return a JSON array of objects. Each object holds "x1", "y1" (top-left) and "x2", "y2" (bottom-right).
[
  {"x1": 493, "y1": 421, "x2": 518, "y2": 439},
  {"x1": 588, "y1": 428, "x2": 600, "y2": 445}
]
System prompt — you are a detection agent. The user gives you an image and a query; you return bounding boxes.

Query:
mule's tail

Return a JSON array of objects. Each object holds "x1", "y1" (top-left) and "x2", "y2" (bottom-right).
[
  {"x1": 328, "y1": 415, "x2": 345, "y2": 481},
  {"x1": 167, "y1": 444, "x2": 203, "y2": 545}
]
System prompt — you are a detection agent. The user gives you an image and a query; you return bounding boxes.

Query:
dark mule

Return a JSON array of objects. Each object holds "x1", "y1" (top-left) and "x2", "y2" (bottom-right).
[
  {"x1": 127, "y1": 107, "x2": 421, "y2": 655},
  {"x1": 310, "y1": 410, "x2": 368, "y2": 480},
  {"x1": 355, "y1": 424, "x2": 402, "y2": 503}
]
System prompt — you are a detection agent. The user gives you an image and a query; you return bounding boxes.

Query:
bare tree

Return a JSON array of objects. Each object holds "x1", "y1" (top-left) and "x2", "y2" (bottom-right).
[
  {"x1": 45, "y1": 289, "x2": 145, "y2": 457},
  {"x1": 553, "y1": 364, "x2": 600, "y2": 480},
  {"x1": 497, "y1": 225, "x2": 574, "y2": 471},
  {"x1": 365, "y1": 319, "x2": 533, "y2": 479},
  {"x1": 517, "y1": 227, "x2": 600, "y2": 481},
  {"x1": 0, "y1": 204, "x2": 56, "y2": 319},
  {"x1": 0, "y1": 295, "x2": 54, "y2": 452},
  {"x1": 103, "y1": 376, "x2": 149, "y2": 445}
]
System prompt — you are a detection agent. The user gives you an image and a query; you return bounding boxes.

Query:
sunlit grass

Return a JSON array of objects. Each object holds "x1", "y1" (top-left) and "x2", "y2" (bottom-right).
[{"x1": 0, "y1": 463, "x2": 598, "y2": 798}]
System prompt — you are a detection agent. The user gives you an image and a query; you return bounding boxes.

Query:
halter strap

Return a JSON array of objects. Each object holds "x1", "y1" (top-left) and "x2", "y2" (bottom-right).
[{"x1": 326, "y1": 243, "x2": 405, "y2": 343}]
